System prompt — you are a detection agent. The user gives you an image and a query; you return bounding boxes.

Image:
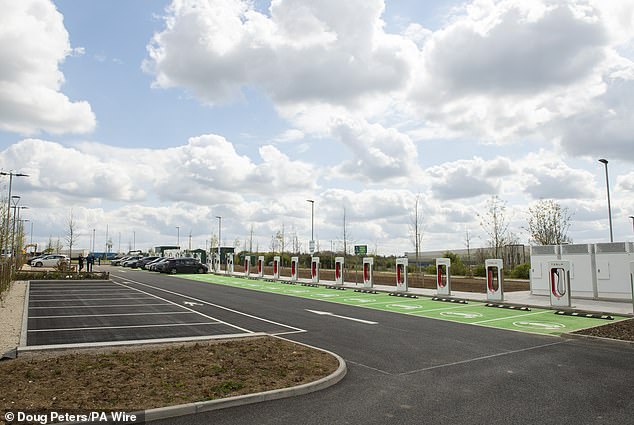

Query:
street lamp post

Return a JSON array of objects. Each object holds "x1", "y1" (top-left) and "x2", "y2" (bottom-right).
[
  {"x1": 306, "y1": 199, "x2": 314, "y2": 253},
  {"x1": 10, "y1": 196, "x2": 20, "y2": 260},
  {"x1": 176, "y1": 226, "x2": 180, "y2": 248},
  {"x1": 216, "y1": 216, "x2": 222, "y2": 267},
  {"x1": 598, "y1": 159, "x2": 613, "y2": 243},
  {"x1": 1, "y1": 171, "x2": 28, "y2": 261},
  {"x1": 629, "y1": 216, "x2": 634, "y2": 233}
]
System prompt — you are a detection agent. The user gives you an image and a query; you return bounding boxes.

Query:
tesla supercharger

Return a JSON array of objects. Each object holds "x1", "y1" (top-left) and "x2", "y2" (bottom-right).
[
  {"x1": 213, "y1": 253, "x2": 220, "y2": 273},
  {"x1": 396, "y1": 258, "x2": 408, "y2": 292},
  {"x1": 630, "y1": 262, "x2": 634, "y2": 313},
  {"x1": 273, "y1": 256, "x2": 280, "y2": 279},
  {"x1": 226, "y1": 254, "x2": 234, "y2": 275},
  {"x1": 485, "y1": 259, "x2": 504, "y2": 302},
  {"x1": 311, "y1": 257, "x2": 320, "y2": 284},
  {"x1": 257, "y1": 256, "x2": 264, "y2": 278},
  {"x1": 291, "y1": 256, "x2": 299, "y2": 282},
  {"x1": 335, "y1": 257, "x2": 344, "y2": 285},
  {"x1": 436, "y1": 258, "x2": 451, "y2": 296},
  {"x1": 363, "y1": 257, "x2": 374, "y2": 288},
  {"x1": 548, "y1": 260, "x2": 571, "y2": 308},
  {"x1": 244, "y1": 256, "x2": 251, "y2": 277}
]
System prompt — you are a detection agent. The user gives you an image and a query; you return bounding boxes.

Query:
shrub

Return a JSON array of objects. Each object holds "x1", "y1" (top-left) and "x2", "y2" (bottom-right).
[{"x1": 509, "y1": 263, "x2": 530, "y2": 279}]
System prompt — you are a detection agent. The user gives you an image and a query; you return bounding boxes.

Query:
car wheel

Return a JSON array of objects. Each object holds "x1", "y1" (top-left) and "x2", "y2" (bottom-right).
[
  {"x1": 198, "y1": 267, "x2": 204, "y2": 274},
  {"x1": 170, "y1": 268, "x2": 177, "y2": 274},
  {"x1": 35, "y1": 261, "x2": 43, "y2": 267}
]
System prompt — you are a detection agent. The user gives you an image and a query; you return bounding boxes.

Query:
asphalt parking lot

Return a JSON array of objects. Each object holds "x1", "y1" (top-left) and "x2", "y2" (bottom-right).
[{"x1": 25, "y1": 280, "x2": 254, "y2": 347}]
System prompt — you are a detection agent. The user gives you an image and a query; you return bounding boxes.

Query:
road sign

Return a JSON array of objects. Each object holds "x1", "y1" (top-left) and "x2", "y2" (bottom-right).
[
  {"x1": 354, "y1": 245, "x2": 367, "y2": 255},
  {"x1": 309, "y1": 240, "x2": 315, "y2": 253}
]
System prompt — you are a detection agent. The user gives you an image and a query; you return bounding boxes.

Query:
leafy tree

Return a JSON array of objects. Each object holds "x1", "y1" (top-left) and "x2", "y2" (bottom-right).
[{"x1": 526, "y1": 199, "x2": 572, "y2": 245}]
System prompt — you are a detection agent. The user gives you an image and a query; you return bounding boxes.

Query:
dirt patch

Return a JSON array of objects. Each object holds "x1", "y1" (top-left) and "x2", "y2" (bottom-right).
[
  {"x1": 573, "y1": 318, "x2": 634, "y2": 342},
  {"x1": 0, "y1": 337, "x2": 338, "y2": 414}
]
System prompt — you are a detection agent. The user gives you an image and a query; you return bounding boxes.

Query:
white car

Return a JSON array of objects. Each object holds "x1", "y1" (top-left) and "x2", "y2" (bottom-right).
[{"x1": 31, "y1": 254, "x2": 69, "y2": 267}]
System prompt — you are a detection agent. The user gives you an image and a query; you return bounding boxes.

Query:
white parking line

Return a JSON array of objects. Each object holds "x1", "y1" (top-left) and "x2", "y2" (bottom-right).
[
  {"x1": 472, "y1": 310, "x2": 550, "y2": 324},
  {"x1": 30, "y1": 312, "x2": 196, "y2": 319},
  {"x1": 30, "y1": 297, "x2": 157, "y2": 302},
  {"x1": 29, "y1": 290, "x2": 137, "y2": 294},
  {"x1": 29, "y1": 303, "x2": 175, "y2": 309},
  {"x1": 114, "y1": 276, "x2": 305, "y2": 333},
  {"x1": 28, "y1": 322, "x2": 223, "y2": 332},
  {"x1": 111, "y1": 280, "x2": 254, "y2": 334}
]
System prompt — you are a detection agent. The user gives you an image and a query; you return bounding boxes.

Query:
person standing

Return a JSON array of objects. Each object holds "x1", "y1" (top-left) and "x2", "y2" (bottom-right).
[
  {"x1": 78, "y1": 254, "x2": 84, "y2": 272},
  {"x1": 87, "y1": 254, "x2": 93, "y2": 272}
]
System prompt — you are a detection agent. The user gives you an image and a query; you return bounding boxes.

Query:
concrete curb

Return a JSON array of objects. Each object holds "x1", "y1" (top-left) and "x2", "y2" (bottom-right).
[
  {"x1": 17, "y1": 333, "x2": 269, "y2": 353},
  {"x1": 19, "y1": 280, "x2": 30, "y2": 347},
  {"x1": 561, "y1": 332, "x2": 634, "y2": 348},
  {"x1": 143, "y1": 339, "x2": 347, "y2": 423}
]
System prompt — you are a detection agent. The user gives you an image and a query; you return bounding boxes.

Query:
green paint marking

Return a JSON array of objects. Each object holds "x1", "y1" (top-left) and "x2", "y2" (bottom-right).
[{"x1": 174, "y1": 274, "x2": 628, "y2": 336}]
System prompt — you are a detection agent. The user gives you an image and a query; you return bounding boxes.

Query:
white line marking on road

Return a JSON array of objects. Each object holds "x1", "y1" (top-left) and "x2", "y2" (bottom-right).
[
  {"x1": 398, "y1": 341, "x2": 567, "y2": 376},
  {"x1": 306, "y1": 309, "x2": 378, "y2": 325},
  {"x1": 111, "y1": 280, "x2": 254, "y2": 334},
  {"x1": 30, "y1": 312, "x2": 196, "y2": 319},
  {"x1": 29, "y1": 297, "x2": 157, "y2": 302},
  {"x1": 28, "y1": 322, "x2": 222, "y2": 332},
  {"x1": 114, "y1": 276, "x2": 305, "y2": 333},
  {"x1": 472, "y1": 310, "x2": 549, "y2": 325},
  {"x1": 28, "y1": 303, "x2": 174, "y2": 309}
]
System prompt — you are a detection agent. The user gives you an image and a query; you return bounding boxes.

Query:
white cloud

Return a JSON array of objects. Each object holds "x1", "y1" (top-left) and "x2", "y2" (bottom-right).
[
  {"x1": 518, "y1": 151, "x2": 599, "y2": 200},
  {"x1": 0, "y1": 0, "x2": 96, "y2": 135},
  {"x1": 330, "y1": 119, "x2": 421, "y2": 182},
  {"x1": 0, "y1": 135, "x2": 318, "y2": 206},
  {"x1": 145, "y1": 0, "x2": 417, "y2": 107},
  {"x1": 427, "y1": 157, "x2": 512, "y2": 200}
]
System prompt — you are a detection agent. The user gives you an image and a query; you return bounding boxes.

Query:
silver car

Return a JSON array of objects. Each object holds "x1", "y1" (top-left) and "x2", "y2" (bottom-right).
[{"x1": 31, "y1": 254, "x2": 69, "y2": 267}]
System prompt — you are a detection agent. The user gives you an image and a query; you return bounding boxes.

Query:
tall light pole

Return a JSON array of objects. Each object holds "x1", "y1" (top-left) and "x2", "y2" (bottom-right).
[
  {"x1": 598, "y1": 159, "x2": 613, "y2": 243},
  {"x1": 176, "y1": 226, "x2": 180, "y2": 248},
  {"x1": 10, "y1": 196, "x2": 20, "y2": 259},
  {"x1": 216, "y1": 216, "x2": 222, "y2": 264},
  {"x1": 306, "y1": 199, "x2": 315, "y2": 253},
  {"x1": 1, "y1": 171, "x2": 28, "y2": 261},
  {"x1": 92, "y1": 228, "x2": 96, "y2": 254},
  {"x1": 629, "y1": 216, "x2": 634, "y2": 233}
]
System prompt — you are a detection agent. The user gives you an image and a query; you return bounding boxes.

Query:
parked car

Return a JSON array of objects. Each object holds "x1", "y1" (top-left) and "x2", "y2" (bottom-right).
[
  {"x1": 31, "y1": 254, "x2": 69, "y2": 268},
  {"x1": 136, "y1": 256, "x2": 160, "y2": 269},
  {"x1": 27, "y1": 255, "x2": 47, "y2": 265},
  {"x1": 122, "y1": 256, "x2": 144, "y2": 267},
  {"x1": 161, "y1": 258, "x2": 208, "y2": 274},
  {"x1": 111, "y1": 256, "x2": 134, "y2": 266},
  {"x1": 148, "y1": 258, "x2": 171, "y2": 272}
]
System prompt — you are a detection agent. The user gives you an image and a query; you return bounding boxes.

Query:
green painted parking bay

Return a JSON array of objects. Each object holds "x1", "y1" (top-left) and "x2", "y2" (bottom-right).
[{"x1": 177, "y1": 274, "x2": 628, "y2": 337}]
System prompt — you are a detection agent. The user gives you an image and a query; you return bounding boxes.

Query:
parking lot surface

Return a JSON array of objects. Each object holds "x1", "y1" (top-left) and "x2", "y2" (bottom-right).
[{"x1": 26, "y1": 280, "x2": 253, "y2": 346}]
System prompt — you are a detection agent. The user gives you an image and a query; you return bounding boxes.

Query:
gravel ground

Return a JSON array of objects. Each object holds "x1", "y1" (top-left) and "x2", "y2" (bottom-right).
[
  {"x1": 0, "y1": 281, "x2": 26, "y2": 356},
  {"x1": 573, "y1": 318, "x2": 634, "y2": 342}
]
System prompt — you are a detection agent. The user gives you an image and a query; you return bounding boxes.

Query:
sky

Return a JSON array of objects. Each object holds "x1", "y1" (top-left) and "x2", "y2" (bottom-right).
[{"x1": 0, "y1": 0, "x2": 633, "y2": 256}]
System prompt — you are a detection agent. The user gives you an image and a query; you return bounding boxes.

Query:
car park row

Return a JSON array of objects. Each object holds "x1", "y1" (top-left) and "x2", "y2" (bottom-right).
[{"x1": 111, "y1": 254, "x2": 208, "y2": 274}]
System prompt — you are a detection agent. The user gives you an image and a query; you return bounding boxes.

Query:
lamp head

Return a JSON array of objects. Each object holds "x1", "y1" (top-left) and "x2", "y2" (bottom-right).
[{"x1": 598, "y1": 158, "x2": 608, "y2": 164}]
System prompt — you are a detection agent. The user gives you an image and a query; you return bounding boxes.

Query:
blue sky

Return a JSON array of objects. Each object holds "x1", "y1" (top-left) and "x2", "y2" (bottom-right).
[{"x1": 0, "y1": 0, "x2": 633, "y2": 255}]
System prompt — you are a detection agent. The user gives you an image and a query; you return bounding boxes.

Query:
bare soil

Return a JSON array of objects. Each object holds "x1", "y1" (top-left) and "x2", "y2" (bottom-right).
[
  {"x1": 573, "y1": 318, "x2": 634, "y2": 343},
  {"x1": 0, "y1": 337, "x2": 338, "y2": 415}
]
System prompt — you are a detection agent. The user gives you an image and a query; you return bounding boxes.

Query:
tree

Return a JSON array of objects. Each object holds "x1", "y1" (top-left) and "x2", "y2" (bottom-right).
[
  {"x1": 478, "y1": 196, "x2": 510, "y2": 258},
  {"x1": 65, "y1": 210, "x2": 79, "y2": 260},
  {"x1": 409, "y1": 194, "x2": 424, "y2": 272},
  {"x1": 526, "y1": 199, "x2": 572, "y2": 245}
]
